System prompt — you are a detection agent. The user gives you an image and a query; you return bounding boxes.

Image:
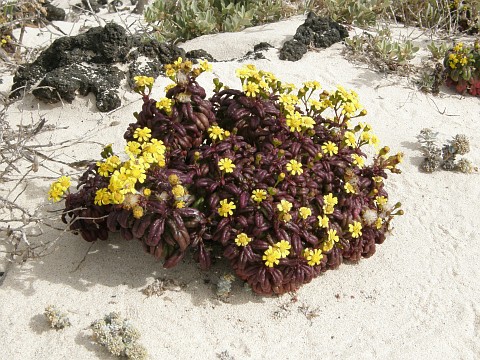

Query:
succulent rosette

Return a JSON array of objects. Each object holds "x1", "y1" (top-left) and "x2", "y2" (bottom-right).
[{"x1": 55, "y1": 59, "x2": 403, "y2": 295}]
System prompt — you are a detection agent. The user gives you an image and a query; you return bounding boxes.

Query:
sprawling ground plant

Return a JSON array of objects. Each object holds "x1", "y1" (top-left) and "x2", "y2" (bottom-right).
[
  {"x1": 53, "y1": 59, "x2": 403, "y2": 295},
  {"x1": 444, "y1": 40, "x2": 480, "y2": 96}
]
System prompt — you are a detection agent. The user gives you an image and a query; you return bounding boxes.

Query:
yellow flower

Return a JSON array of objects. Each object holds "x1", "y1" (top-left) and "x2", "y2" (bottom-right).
[
  {"x1": 317, "y1": 215, "x2": 329, "y2": 228},
  {"x1": 94, "y1": 188, "x2": 112, "y2": 206},
  {"x1": 125, "y1": 141, "x2": 142, "y2": 157},
  {"x1": 218, "y1": 158, "x2": 236, "y2": 173},
  {"x1": 274, "y1": 240, "x2": 291, "y2": 258},
  {"x1": 375, "y1": 217, "x2": 383, "y2": 229},
  {"x1": 172, "y1": 184, "x2": 186, "y2": 197},
  {"x1": 286, "y1": 159, "x2": 303, "y2": 175},
  {"x1": 349, "y1": 221, "x2": 363, "y2": 238},
  {"x1": 132, "y1": 205, "x2": 144, "y2": 219},
  {"x1": 155, "y1": 98, "x2": 173, "y2": 114},
  {"x1": 322, "y1": 141, "x2": 338, "y2": 156},
  {"x1": 133, "y1": 127, "x2": 152, "y2": 143},
  {"x1": 324, "y1": 193, "x2": 338, "y2": 207},
  {"x1": 110, "y1": 191, "x2": 125, "y2": 204},
  {"x1": 351, "y1": 154, "x2": 365, "y2": 168},
  {"x1": 134, "y1": 75, "x2": 154, "y2": 88},
  {"x1": 327, "y1": 229, "x2": 339, "y2": 242},
  {"x1": 57, "y1": 176, "x2": 71, "y2": 190},
  {"x1": 208, "y1": 125, "x2": 225, "y2": 141},
  {"x1": 143, "y1": 188, "x2": 151, "y2": 197},
  {"x1": 263, "y1": 246, "x2": 281, "y2": 267},
  {"x1": 218, "y1": 199, "x2": 236, "y2": 217},
  {"x1": 176, "y1": 200, "x2": 185, "y2": 208},
  {"x1": 299, "y1": 207, "x2": 312, "y2": 219},
  {"x1": 304, "y1": 248, "x2": 323, "y2": 266},
  {"x1": 235, "y1": 233, "x2": 252, "y2": 247},
  {"x1": 323, "y1": 204, "x2": 334, "y2": 215},
  {"x1": 127, "y1": 164, "x2": 146, "y2": 183},
  {"x1": 48, "y1": 183, "x2": 64, "y2": 202},
  {"x1": 285, "y1": 111, "x2": 303, "y2": 132},
  {"x1": 322, "y1": 239, "x2": 334, "y2": 252},
  {"x1": 303, "y1": 80, "x2": 321, "y2": 90},
  {"x1": 199, "y1": 59, "x2": 212, "y2": 72},
  {"x1": 372, "y1": 176, "x2": 383, "y2": 183},
  {"x1": 168, "y1": 174, "x2": 180, "y2": 185},
  {"x1": 344, "y1": 182, "x2": 355, "y2": 194},
  {"x1": 251, "y1": 189, "x2": 267, "y2": 203},
  {"x1": 280, "y1": 212, "x2": 292, "y2": 223},
  {"x1": 277, "y1": 199, "x2": 293, "y2": 213},
  {"x1": 301, "y1": 116, "x2": 315, "y2": 129},
  {"x1": 375, "y1": 196, "x2": 388, "y2": 207},
  {"x1": 344, "y1": 131, "x2": 357, "y2": 148},
  {"x1": 243, "y1": 81, "x2": 260, "y2": 97}
]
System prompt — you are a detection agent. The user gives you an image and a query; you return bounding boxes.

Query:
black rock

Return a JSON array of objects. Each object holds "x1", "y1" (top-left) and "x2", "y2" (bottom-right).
[
  {"x1": 10, "y1": 23, "x2": 211, "y2": 112},
  {"x1": 186, "y1": 49, "x2": 216, "y2": 62},
  {"x1": 279, "y1": 39, "x2": 308, "y2": 62},
  {"x1": 294, "y1": 12, "x2": 349, "y2": 48},
  {"x1": 279, "y1": 12, "x2": 349, "y2": 61},
  {"x1": 32, "y1": 64, "x2": 124, "y2": 112},
  {"x1": 43, "y1": 2, "x2": 66, "y2": 21},
  {"x1": 253, "y1": 42, "x2": 272, "y2": 52}
]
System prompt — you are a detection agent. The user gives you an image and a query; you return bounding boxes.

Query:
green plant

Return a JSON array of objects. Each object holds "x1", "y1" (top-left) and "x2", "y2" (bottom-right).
[
  {"x1": 44, "y1": 305, "x2": 71, "y2": 329},
  {"x1": 345, "y1": 27, "x2": 419, "y2": 71},
  {"x1": 53, "y1": 59, "x2": 403, "y2": 295},
  {"x1": 144, "y1": 0, "x2": 297, "y2": 42},
  {"x1": 91, "y1": 312, "x2": 147, "y2": 360},
  {"x1": 444, "y1": 41, "x2": 480, "y2": 95},
  {"x1": 427, "y1": 40, "x2": 450, "y2": 60},
  {"x1": 417, "y1": 128, "x2": 474, "y2": 173},
  {"x1": 320, "y1": 0, "x2": 390, "y2": 27}
]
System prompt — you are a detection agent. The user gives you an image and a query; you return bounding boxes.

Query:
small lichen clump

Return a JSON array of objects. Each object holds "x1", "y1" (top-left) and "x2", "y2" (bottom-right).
[
  {"x1": 418, "y1": 128, "x2": 474, "y2": 173},
  {"x1": 91, "y1": 312, "x2": 147, "y2": 360},
  {"x1": 44, "y1": 305, "x2": 71, "y2": 329}
]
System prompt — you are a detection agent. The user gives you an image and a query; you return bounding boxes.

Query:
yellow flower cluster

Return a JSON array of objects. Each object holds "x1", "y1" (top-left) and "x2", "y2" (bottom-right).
[
  {"x1": 48, "y1": 176, "x2": 71, "y2": 202},
  {"x1": 155, "y1": 97, "x2": 174, "y2": 114},
  {"x1": 263, "y1": 240, "x2": 292, "y2": 267},
  {"x1": 322, "y1": 229, "x2": 339, "y2": 252},
  {"x1": 94, "y1": 131, "x2": 166, "y2": 207},
  {"x1": 348, "y1": 221, "x2": 363, "y2": 238},
  {"x1": 448, "y1": 43, "x2": 472, "y2": 70},
  {"x1": 1, "y1": 35, "x2": 11, "y2": 47},
  {"x1": 323, "y1": 193, "x2": 337, "y2": 215},
  {"x1": 164, "y1": 57, "x2": 212, "y2": 82}
]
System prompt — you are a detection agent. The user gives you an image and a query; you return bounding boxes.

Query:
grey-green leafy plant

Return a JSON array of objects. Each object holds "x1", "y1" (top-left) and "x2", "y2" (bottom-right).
[
  {"x1": 320, "y1": 0, "x2": 391, "y2": 27},
  {"x1": 427, "y1": 40, "x2": 450, "y2": 60},
  {"x1": 44, "y1": 305, "x2": 71, "y2": 330},
  {"x1": 417, "y1": 128, "x2": 474, "y2": 173},
  {"x1": 345, "y1": 27, "x2": 419, "y2": 71},
  {"x1": 91, "y1": 312, "x2": 147, "y2": 360},
  {"x1": 144, "y1": 0, "x2": 296, "y2": 43}
]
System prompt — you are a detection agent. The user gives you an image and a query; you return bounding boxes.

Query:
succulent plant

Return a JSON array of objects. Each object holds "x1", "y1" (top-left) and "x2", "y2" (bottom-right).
[
  {"x1": 444, "y1": 41, "x2": 480, "y2": 96},
  {"x1": 54, "y1": 59, "x2": 403, "y2": 295}
]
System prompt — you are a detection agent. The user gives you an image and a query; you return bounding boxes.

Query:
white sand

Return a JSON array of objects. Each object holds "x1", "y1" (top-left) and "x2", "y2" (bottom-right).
[{"x1": 1, "y1": 4, "x2": 480, "y2": 360}]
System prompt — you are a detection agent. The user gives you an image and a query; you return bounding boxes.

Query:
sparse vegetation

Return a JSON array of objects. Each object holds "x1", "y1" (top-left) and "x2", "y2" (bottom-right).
[{"x1": 44, "y1": 305, "x2": 71, "y2": 329}]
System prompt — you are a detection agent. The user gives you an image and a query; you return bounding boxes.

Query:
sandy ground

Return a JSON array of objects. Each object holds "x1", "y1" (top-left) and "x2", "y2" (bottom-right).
[{"x1": 1, "y1": 3, "x2": 480, "y2": 360}]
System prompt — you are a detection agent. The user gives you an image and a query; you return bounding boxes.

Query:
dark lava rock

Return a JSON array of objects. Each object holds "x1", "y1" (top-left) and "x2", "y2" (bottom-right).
[
  {"x1": 279, "y1": 40, "x2": 307, "y2": 61},
  {"x1": 33, "y1": 64, "x2": 123, "y2": 112},
  {"x1": 185, "y1": 49, "x2": 216, "y2": 62},
  {"x1": 253, "y1": 42, "x2": 273, "y2": 52},
  {"x1": 10, "y1": 23, "x2": 208, "y2": 112},
  {"x1": 279, "y1": 12, "x2": 348, "y2": 61},
  {"x1": 43, "y1": 2, "x2": 66, "y2": 21}
]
